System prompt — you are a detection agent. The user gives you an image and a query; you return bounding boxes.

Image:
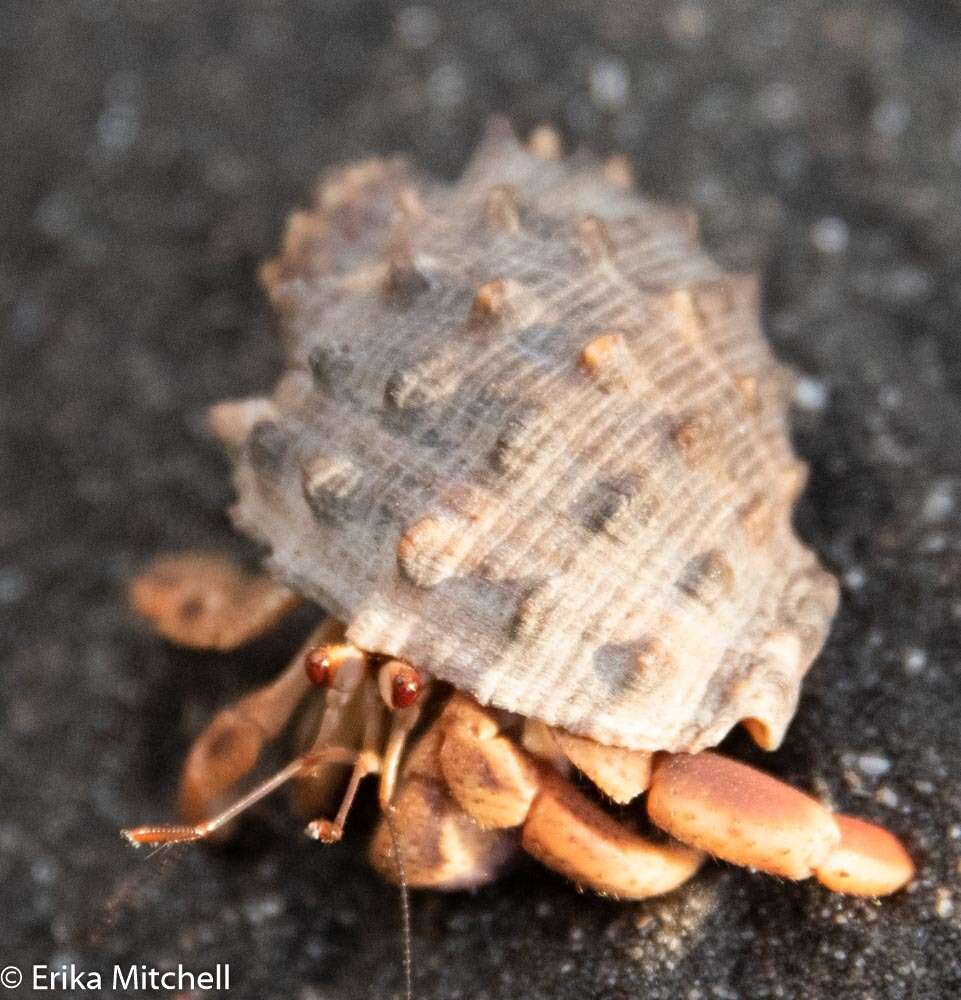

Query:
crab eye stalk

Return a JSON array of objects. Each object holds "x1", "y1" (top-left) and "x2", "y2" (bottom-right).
[
  {"x1": 304, "y1": 643, "x2": 364, "y2": 688},
  {"x1": 304, "y1": 646, "x2": 335, "y2": 686},
  {"x1": 378, "y1": 659, "x2": 423, "y2": 709}
]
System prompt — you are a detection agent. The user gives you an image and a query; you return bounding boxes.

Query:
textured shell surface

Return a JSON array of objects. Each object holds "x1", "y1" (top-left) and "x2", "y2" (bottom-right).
[{"x1": 226, "y1": 118, "x2": 840, "y2": 754}]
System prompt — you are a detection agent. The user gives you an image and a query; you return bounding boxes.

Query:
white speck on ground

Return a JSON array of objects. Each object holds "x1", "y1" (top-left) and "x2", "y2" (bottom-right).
[
  {"x1": 875, "y1": 786, "x2": 900, "y2": 808},
  {"x1": 857, "y1": 754, "x2": 892, "y2": 778},
  {"x1": 922, "y1": 480, "x2": 955, "y2": 522},
  {"x1": 887, "y1": 266, "x2": 931, "y2": 302},
  {"x1": 879, "y1": 384, "x2": 903, "y2": 409},
  {"x1": 756, "y1": 81, "x2": 801, "y2": 125},
  {"x1": 589, "y1": 57, "x2": 630, "y2": 108},
  {"x1": 794, "y1": 376, "x2": 829, "y2": 411},
  {"x1": 664, "y1": 3, "x2": 709, "y2": 45},
  {"x1": 810, "y1": 216, "x2": 849, "y2": 254},
  {"x1": 871, "y1": 97, "x2": 910, "y2": 137},
  {"x1": 904, "y1": 647, "x2": 928, "y2": 675},
  {"x1": 0, "y1": 567, "x2": 29, "y2": 604},
  {"x1": 427, "y1": 62, "x2": 467, "y2": 109},
  {"x1": 935, "y1": 888, "x2": 954, "y2": 919},
  {"x1": 396, "y1": 4, "x2": 441, "y2": 49},
  {"x1": 243, "y1": 894, "x2": 286, "y2": 925}
]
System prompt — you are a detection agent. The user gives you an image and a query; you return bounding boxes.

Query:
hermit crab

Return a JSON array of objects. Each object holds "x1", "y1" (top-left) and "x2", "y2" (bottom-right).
[{"x1": 124, "y1": 120, "x2": 914, "y2": 902}]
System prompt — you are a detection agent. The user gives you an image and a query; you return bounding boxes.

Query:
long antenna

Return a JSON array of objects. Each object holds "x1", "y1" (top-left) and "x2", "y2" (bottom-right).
[
  {"x1": 384, "y1": 807, "x2": 413, "y2": 1000},
  {"x1": 88, "y1": 842, "x2": 186, "y2": 948}
]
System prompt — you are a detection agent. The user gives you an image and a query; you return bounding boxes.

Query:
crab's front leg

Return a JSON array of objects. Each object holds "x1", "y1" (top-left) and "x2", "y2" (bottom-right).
[
  {"x1": 174, "y1": 618, "x2": 348, "y2": 830},
  {"x1": 371, "y1": 695, "x2": 704, "y2": 899},
  {"x1": 130, "y1": 552, "x2": 301, "y2": 651}
]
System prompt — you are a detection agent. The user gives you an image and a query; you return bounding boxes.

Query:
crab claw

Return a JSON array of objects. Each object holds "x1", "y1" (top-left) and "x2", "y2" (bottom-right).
[
  {"x1": 647, "y1": 752, "x2": 914, "y2": 895},
  {"x1": 647, "y1": 752, "x2": 841, "y2": 880},
  {"x1": 373, "y1": 695, "x2": 704, "y2": 899},
  {"x1": 814, "y1": 815, "x2": 915, "y2": 896}
]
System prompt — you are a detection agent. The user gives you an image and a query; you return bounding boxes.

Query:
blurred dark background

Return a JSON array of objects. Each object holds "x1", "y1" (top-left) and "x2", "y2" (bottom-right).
[{"x1": 2, "y1": 2, "x2": 961, "y2": 997}]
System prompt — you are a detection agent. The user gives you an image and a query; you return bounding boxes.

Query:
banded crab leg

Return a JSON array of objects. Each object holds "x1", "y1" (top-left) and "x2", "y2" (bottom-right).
[
  {"x1": 371, "y1": 694, "x2": 704, "y2": 898},
  {"x1": 130, "y1": 552, "x2": 301, "y2": 651}
]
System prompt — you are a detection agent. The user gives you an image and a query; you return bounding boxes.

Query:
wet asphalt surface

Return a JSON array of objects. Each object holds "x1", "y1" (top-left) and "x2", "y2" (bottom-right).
[{"x1": 2, "y1": 2, "x2": 961, "y2": 998}]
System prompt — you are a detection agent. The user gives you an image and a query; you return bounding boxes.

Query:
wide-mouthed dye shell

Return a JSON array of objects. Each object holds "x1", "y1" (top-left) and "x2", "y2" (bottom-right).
[{"x1": 223, "y1": 119, "x2": 839, "y2": 754}]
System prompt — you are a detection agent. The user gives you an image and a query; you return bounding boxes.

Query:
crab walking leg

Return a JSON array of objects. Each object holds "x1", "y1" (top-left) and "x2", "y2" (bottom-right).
[
  {"x1": 436, "y1": 695, "x2": 704, "y2": 899},
  {"x1": 130, "y1": 552, "x2": 301, "y2": 650},
  {"x1": 378, "y1": 683, "x2": 431, "y2": 810},
  {"x1": 521, "y1": 776, "x2": 705, "y2": 899},
  {"x1": 175, "y1": 619, "x2": 344, "y2": 827},
  {"x1": 303, "y1": 659, "x2": 430, "y2": 843},
  {"x1": 548, "y1": 727, "x2": 652, "y2": 804},
  {"x1": 647, "y1": 752, "x2": 914, "y2": 895},
  {"x1": 126, "y1": 634, "x2": 376, "y2": 847},
  {"x1": 304, "y1": 674, "x2": 383, "y2": 843},
  {"x1": 369, "y1": 720, "x2": 520, "y2": 890},
  {"x1": 290, "y1": 680, "x2": 365, "y2": 819}
]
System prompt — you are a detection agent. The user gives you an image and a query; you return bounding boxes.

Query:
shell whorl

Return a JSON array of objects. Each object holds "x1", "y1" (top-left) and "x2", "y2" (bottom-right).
[{"x1": 228, "y1": 118, "x2": 839, "y2": 753}]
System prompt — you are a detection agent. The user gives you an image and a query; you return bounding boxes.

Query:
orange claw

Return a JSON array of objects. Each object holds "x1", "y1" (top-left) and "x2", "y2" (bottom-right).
[
  {"x1": 647, "y1": 752, "x2": 841, "y2": 879},
  {"x1": 815, "y1": 814, "x2": 915, "y2": 896}
]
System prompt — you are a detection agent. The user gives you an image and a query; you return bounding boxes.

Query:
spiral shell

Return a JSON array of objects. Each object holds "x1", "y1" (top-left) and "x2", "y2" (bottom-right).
[{"x1": 224, "y1": 119, "x2": 839, "y2": 753}]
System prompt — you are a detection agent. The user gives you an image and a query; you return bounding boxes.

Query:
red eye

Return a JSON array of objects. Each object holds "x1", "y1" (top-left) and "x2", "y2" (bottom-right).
[
  {"x1": 379, "y1": 660, "x2": 423, "y2": 709},
  {"x1": 392, "y1": 666, "x2": 422, "y2": 708},
  {"x1": 304, "y1": 646, "x2": 335, "y2": 687},
  {"x1": 305, "y1": 642, "x2": 368, "y2": 690}
]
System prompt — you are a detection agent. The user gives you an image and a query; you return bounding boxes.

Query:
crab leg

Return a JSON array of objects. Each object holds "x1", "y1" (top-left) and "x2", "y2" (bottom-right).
[
  {"x1": 289, "y1": 677, "x2": 366, "y2": 819},
  {"x1": 521, "y1": 776, "x2": 705, "y2": 899},
  {"x1": 647, "y1": 752, "x2": 914, "y2": 895},
  {"x1": 392, "y1": 694, "x2": 704, "y2": 899},
  {"x1": 815, "y1": 815, "x2": 916, "y2": 896},
  {"x1": 369, "y1": 719, "x2": 520, "y2": 890},
  {"x1": 548, "y1": 727, "x2": 652, "y2": 804},
  {"x1": 304, "y1": 673, "x2": 383, "y2": 843},
  {"x1": 303, "y1": 655, "x2": 432, "y2": 842},
  {"x1": 124, "y1": 745, "x2": 361, "y2": 846},
  {"x1": 378, "y1": 686, "x2": 430, "y2": 810},
  {"x1": 124, "y1": 635, "x2": 370, "y2": 846},
  {"x1": 124, "y1": 619, "x2": 350, "y2": 846},
  {"x1": 174, "y1": 618, "x2": 343, "y2": 828},
  {"x1": 130, "y1": 552, "x2": 301, "y2": 650}
]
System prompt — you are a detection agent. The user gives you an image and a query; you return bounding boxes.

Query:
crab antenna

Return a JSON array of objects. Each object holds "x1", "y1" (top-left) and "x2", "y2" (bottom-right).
[
  {"x1": 384, "y1": 805, "x2": 414, "y2": 1000},
  {"x1": 122, "y1": 747, "x2": 358, "y2": 847}
]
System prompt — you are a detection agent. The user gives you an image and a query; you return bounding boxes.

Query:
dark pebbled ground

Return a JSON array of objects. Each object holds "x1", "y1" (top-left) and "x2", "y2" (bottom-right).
[{"x1": 2, "y1": 2, "x2": 961, "y2": 998}]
